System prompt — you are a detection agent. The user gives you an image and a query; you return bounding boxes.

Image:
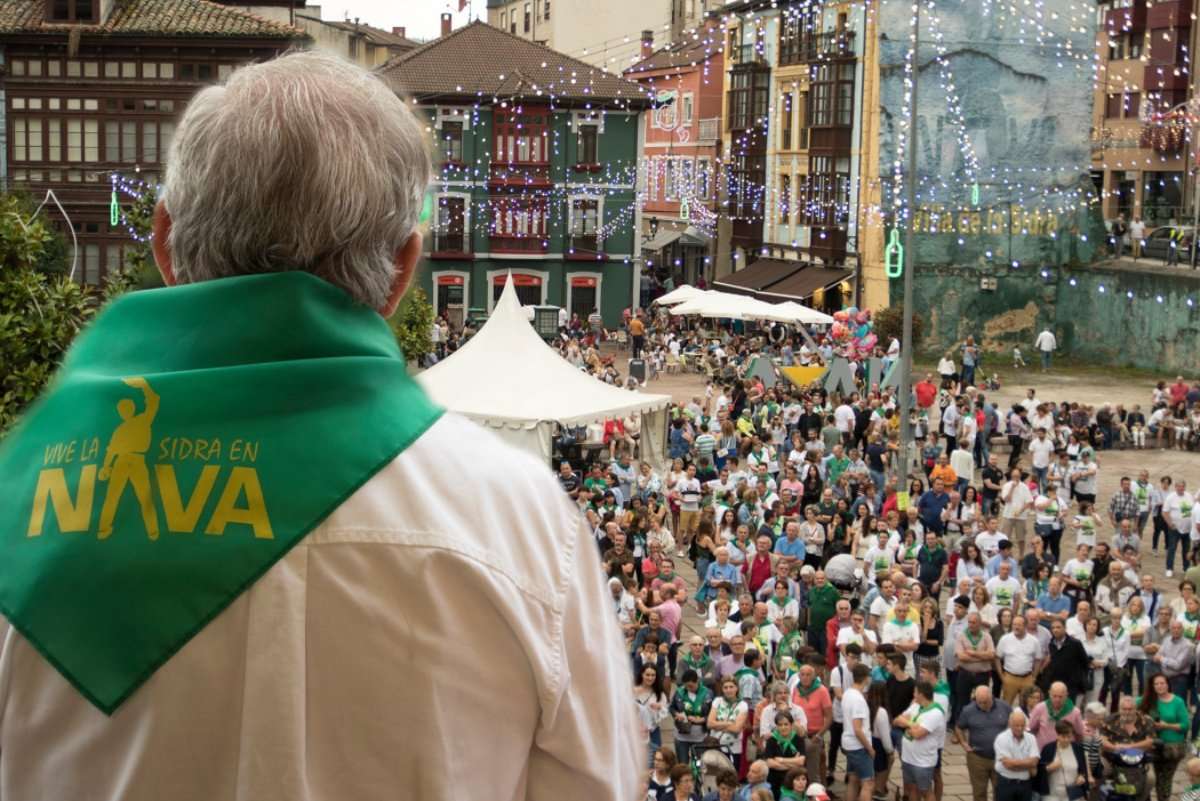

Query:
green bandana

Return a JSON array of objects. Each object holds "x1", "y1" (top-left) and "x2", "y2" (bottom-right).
[
  {"x1": 771, "y1": 729, "x2": 800, "y2": 755},
  {"x1": 1047, "y1": 697, "x2": 1076, "y2": 721},
  {"x1": 684, "y1": 651, "x2": 713, "y2": 671},
  {"x1": 905, "y1": 701, "x2": 944, "y2": 739},
  {"x1": 0, "y1": 273, "x2": 442, "y2": 713},
  {"x1": 934, "y1": 679, "x2": 950, "y2": 698},
  {"x1": 794, "y1": 677, "x2": 823, "y2": 697},
  {"x1": 781, "y1": 790, "x2": 803, "y2": 801},
  {"x1": 676, "y1": 685, "x2": 711, "y2": 716}
]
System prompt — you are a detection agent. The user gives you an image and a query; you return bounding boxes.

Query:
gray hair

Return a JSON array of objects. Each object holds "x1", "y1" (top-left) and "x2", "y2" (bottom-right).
[{"x1": 162, "y1": 49, "x2": 430, "y2": 309}]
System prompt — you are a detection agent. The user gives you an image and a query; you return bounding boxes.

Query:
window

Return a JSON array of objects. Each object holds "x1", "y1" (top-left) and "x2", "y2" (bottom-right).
[
  {"x1": 695, "y1": 157, "x2": 712, "y2": 200},
  {"x1": 779, "y1": 173, "x2": 791, "y2": 225},
  {"x1": 434, "y1": 195, "x2": 467, "y2": 252},
  {"x1": 1108, "y1": 31, "x2": 1143, "y2": 61},
  {"x1": 143, "y1": 62, "x2": 158, "y2": 79},
  {"x1": 524, "y1": 2, "x2": 531, "y2": 32},
  {"x1": 796, "y1": 92, "x2": 809, "y2": 148},
  {"x1": 493, "y1": 108, "x2": 549, "y2": 164},
  {"x1": 49, "y1": 120, "x2": 61, "y2": 162},
  {"x1": 779, "y1": 6, "x2": 817, "y2": 65},
  {"x1": 730, "y1": 22, "x2": 761, "y2": 64},
  {"x1": 490, "y1": 196, "x2": 548, "y2": 252},
  {"x1": 84, "y1": 244, "x2": 100, "y2": 285},
  {"x1": 12, "y1": 119, "x2": 28, "y2": 162},
  {"x1": 682, "y1": 93, "x2": 694, "y2": 125},
  {"x1": 780, "y1": 92, "x2": 793, "y2": 149},
  {"x1": 653, "y1": 92, "x2": 678, "y2": 130},
  {"x1": 569, "y1": 198, "x2": 600, "y2": 253},
  {"x1": 798, "y1": 155, "x2": 850, "y2": 228},
  {"x1": 48, "y1": 0, "x2": 95, "y2": 21},
  {"x1": 728, "y1": 69, "x2": 769, "y2": 130},
  {"x1": 728, "y1": 153, "x2": 765, "y2": 219},
  {"x1": 809, "y1": 62, "x2": 854, "y2": 127},
  {"x1": 577, "y1": 123, "x2": 598, "y2": 163},
  {"x1": 543, "y1": 0, "x2": 550, "y2": 19},
  {"x1": 500, "y1": 11, "x2": 506, "y2": 28},
  {"x1": 440, "y1": 120, "x2": 464, "y2": 163}
]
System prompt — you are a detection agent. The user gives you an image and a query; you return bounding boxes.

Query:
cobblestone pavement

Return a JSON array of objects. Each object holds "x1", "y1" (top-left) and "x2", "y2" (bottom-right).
[{"x1": 635, "y1": 358, "x2": 1198, "y2": 799}]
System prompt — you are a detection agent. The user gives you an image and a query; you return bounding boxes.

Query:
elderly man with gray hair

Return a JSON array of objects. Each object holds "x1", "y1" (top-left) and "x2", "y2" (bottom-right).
[{"x1": 0, "y1": 51, "x2": 640, "y2": 800}]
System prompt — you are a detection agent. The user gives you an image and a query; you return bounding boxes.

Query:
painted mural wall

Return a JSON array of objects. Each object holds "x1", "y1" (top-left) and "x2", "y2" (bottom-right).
[
  {"x1": 876, "y1": 0, "x2": 1103, "y2": 270},
  {"x1": 912, "y1": 264, "x2": 1200, "y2": 373}
]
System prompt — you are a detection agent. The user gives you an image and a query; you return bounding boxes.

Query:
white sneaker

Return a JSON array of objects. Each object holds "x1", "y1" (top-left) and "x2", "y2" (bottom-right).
[{"x1": 1166, "y1": 570, "x2": 1174, "y2": 578}]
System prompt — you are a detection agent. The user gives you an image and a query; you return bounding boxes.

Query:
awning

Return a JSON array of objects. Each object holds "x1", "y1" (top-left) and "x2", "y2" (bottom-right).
[
  {"x1": 714, "y1": 258, "x2": 805, "y2": 294},
  {"x1": 642, "y1": 230, "x2": 682, "y2": 251},
  {"x1": 758, "y1": 266, "x2": 855, "y2": 301}
]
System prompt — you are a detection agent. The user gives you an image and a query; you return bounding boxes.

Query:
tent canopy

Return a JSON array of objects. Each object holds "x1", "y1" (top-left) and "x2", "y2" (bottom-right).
[
  {"x1": 669, "y1": 289, "x2": 832, "y2": 325},
  {"x1": 653, "y1": 284, "x2": 702, "y2": 306},
  {"x1": 418, "y1": 277, "x2": 672, "y2": 428}
]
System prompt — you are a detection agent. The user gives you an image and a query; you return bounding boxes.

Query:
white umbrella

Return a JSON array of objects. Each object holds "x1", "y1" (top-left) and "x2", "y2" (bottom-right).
[
  {"x1": 774, "y1": 301, "x2": 835, "y2": 326},
  {"x1": 653, "y1": 284, "x2": 702, "y2": 306}
]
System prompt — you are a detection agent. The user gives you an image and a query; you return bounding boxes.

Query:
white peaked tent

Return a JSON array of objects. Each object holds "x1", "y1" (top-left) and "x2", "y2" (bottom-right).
[{"x1": 418, "y1": 277, "x2": 673, "y2": 466}]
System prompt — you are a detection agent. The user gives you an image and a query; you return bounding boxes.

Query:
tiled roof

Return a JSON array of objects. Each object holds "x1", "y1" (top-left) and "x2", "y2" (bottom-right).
[
  {"x1": 0, "y1": 0, "x2": 305, "y2": 38},
  {"x1": 296, "y1": 14, "x2": 418, "y2": 49},
  {"x1": 625, "y1": 29, "x2": 723, "y2": 75},
  {"x1": 377, "y1": 21, "x2": 651, "y2": 106}
]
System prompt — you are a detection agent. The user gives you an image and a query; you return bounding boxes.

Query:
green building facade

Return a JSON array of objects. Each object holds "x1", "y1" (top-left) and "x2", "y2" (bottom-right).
[
  {"x1": 378, "y1": 22, "x2": 651, "y2": 329},
  {"x1": 417, "y1": 103, "x2": 642, "y2": 328}
]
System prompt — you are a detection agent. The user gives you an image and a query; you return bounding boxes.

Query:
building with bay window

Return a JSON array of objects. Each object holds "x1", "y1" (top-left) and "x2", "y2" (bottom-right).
[
  {"x1": 378, "y1": 21, "x2": 649, "y2": 327},
  {"x1": 713, "y1": 0, "x2": 864, "y2": 309},
  {"x1": 0, "y1": 0, "x2": 306, "y2": 284}
]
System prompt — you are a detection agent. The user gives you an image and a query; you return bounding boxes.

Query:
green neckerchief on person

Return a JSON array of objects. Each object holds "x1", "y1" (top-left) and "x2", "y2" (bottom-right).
[
  {"x1": 934, "y1": 679, "x2": 950, "y2": 699},
  {"x1": 675, "y1": 685, "x2": 711, "y2": 717},
  {"x1": 965, "y1": 629, "x2": 984, "y2": 647},
  {"x1": 905, "y1": 701, "x2": 944, "y2": 739},
  {"x1": 683, "y1": 650, "x2": 712, "y2": 671},
  {"x1": 0, "y1": 272, "x2": 442, "y2": 714},
  {"x1": 1048, "y1": 698, "x2": 1076, "y2": 721},
  {"x1": 781, "y1": 789, "x2": 804, "y2": 801},
  {"x1": 771, "y1": 728, "x2": 800, "y2": 755},
  {"x1": 794, "y1": 677, "x2": 823, "y2": 697}
]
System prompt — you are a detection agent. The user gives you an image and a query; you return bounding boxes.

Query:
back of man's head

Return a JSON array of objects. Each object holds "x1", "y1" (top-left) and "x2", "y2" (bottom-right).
[{"x1": 162, "y1": 50, "x2": 429, "y2": 313}]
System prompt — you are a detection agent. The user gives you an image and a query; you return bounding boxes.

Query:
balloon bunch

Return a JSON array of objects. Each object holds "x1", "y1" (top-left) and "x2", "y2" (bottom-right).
[{"x1": 829, "y1": 307, "x2": 877, "y2": 359}]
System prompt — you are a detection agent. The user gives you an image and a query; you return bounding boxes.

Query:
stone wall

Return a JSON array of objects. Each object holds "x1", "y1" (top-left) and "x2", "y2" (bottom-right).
[{"x1": 904, "y1": 262, "x2": 1200, "y2": 372}]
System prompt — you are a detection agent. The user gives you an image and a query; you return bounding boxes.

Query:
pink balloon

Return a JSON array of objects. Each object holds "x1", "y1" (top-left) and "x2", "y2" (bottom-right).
[{"x1": 860, "y1": 333, "x2": 878, "y2": 350}]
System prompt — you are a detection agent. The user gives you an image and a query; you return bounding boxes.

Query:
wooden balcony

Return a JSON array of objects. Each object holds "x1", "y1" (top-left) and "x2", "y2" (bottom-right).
[
  {"x1": 490, "y1": 234, "x2": 549, "y2": 254},
  {"x1": 488, "y1": 162, "x2": 551, "y2": 187}
]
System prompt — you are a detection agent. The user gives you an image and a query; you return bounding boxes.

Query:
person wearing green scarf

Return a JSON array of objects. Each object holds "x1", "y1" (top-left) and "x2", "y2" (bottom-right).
[
  {"x1": 763, "y1": 711, "x2": 806, "y2": 798},
  {"x1": 0, "y1": 51, "x2": 642, "y2": 801},
  {"x1": 1028, "y1": 682, "x2": 1084, "y2": 749}
]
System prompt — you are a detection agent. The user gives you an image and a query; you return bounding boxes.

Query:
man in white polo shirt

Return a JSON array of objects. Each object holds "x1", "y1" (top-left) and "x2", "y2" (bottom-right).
[
  {"x1": 995, "y1": 613, "x2": 1042, "y2": 703},
  {"x1": 895, "y1": 680, "x2": 945, "y2": 801},
  {"x1": 993, "y1": 710, "x2": 1039, "y2": 801}
]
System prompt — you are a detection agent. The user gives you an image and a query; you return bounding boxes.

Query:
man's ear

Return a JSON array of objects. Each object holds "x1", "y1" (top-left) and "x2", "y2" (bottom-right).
[
  {"x1": 381, "y1": 231, "x2": 421, "y2": 318},
  {"x1": 152, "y1": 200, "x2": 176, "y2": 286}
]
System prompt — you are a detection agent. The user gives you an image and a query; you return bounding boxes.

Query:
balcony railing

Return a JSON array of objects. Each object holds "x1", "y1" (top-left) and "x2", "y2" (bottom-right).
[
  {"x1": 432, "y1": 230, "x2": 468, "y2": 253},
  {"x1": 488, "y1": 163, "x2": 551, "y2": 185},
  {"x1": 490, "y1": 234, "x2": 549, "y2": 254},
  {"x1": 697, "y1": 117, "x2": 720, "y2": 142},
  {"x1": 800, "y1": 31, "x2": 856, "y2": 62},
  {"x1": 568, "y1": 234, "x2": 599, "y2": 255}
]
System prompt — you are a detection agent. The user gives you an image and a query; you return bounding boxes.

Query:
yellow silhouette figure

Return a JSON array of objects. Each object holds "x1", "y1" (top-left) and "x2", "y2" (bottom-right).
[{"x1": 97, "y1": 377, "x2": 160, "y2": 540}]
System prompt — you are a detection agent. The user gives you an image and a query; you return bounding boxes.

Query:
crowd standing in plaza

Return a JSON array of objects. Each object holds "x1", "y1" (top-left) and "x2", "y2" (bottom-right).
[{"x1": 542, "y1": 305, "x2": 1200, "y2": 801}]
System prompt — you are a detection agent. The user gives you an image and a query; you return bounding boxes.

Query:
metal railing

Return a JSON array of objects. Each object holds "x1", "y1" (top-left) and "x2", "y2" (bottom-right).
[
  {"x1": 800, "y1": 31, "x2": 856, "y2": 62},
  {"x1": 698, "y1": 117, "x2": 720, "y2": 142}
]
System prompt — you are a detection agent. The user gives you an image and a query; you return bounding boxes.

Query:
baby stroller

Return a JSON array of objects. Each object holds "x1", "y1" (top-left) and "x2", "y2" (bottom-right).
[
  {"x1": 690, "y1": 739, "x2": 736, "y2": 796},
  {"x1": 1099, "y1": 747, "x2": 1149, "y2": 801}
]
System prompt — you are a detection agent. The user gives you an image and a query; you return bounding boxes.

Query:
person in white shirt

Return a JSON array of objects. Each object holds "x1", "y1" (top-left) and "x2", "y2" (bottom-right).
[
  {"x1": 868, "y1": 578, "x2": 898, "y2": 632},
  {"x1": 1027, "y1": 429, "x2": 1054, "y2": 493},
  {"x1": 1065, "y1": 600, "x2": 1094, "y2": 641},
  {"x1": 975, "y1": 517, "x2": 1004, "y2": 561},
  {"x1": 837, "y1": 612, "x2": 879, "y2": 666},
  {"x1": 881, "y1": 599, "x2": 921, "y2": 674},
  {"x1": 996, "y1": 614, "x2": 1043, "y2": 703},
  {"x1": 835, "y1": 402, "x2": 857, "y2": 438},
  {"x1": 863, "y1": 531, "x2": 897, "y2": 583},
  {"x1": 985, "y1": 560, "x2": 1023, "y2": 613},
  {"x1": 1161, "y1": 479, "x2": 1195, "y2": 577},
  {"x1": 999, "y1": 469, "x2": 1034, "y2": 557},
  {"x1": 1033, "y1": 329, "x2": 1057, "y2": 371},
  {"x1": 993, "y1": 710, "x2": 1040, "y2": 795},
  {"x1": 894, "y1": 681, "x2": 946, "y2": 801},
  {"x1": 0, "y1": 51, "x2": 643, "y2": 801},
  {"x1": 840, "y1": 663, "x2": 876, "y2": 801}
]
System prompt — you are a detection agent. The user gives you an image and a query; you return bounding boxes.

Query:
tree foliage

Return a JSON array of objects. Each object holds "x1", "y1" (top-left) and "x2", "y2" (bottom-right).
[
  {"x1": 873, "y1": 305, "x2": 924, "y2": 350},
  {"x1": 389, "y1": 286, "x2": 434, "y2": 364}
]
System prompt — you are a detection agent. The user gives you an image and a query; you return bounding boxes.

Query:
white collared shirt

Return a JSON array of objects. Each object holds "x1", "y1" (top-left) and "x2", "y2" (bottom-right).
[
  {"x1": 993, "y1": 729, "x2": 1039, "y2": 779},
  {"x1": 0, "y1": 415, "x2": 641, "y2": 801}
]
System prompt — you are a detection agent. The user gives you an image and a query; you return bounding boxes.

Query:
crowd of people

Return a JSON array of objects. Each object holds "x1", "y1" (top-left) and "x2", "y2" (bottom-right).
[{"x1": 555, "y1": 312, "x2": 1200, "y2": 801}]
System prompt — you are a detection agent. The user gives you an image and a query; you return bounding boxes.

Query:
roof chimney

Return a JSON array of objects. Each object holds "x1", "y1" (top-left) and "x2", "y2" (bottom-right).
[
  {"x1": 393, "y1": 26, "x2": 406, "y2": 38},
  {"x1": 641, "y1": 29, "x2": 654, "y2": 59},
  {"x1": 440, "y1": 12, "x2": 452, "y2": 37}
]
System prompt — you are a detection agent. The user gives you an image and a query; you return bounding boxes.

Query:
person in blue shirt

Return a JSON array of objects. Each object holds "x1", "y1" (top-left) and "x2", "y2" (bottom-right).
[
  {"x1": 1035, "y1": 575, "x2": 1072, "y2": 626},
  {"x1": 773, "y1": 520, "x2": 807, "y2": 568},
  {"x1": 697, "y1": 547, "x2": 742, "y2": 604},
  {"x1": 917, "y1": 477, "x2": 951, "y2": 535},
  {"x1": 985, "y1": 539, "x2": 1021, "y2": 578}
]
